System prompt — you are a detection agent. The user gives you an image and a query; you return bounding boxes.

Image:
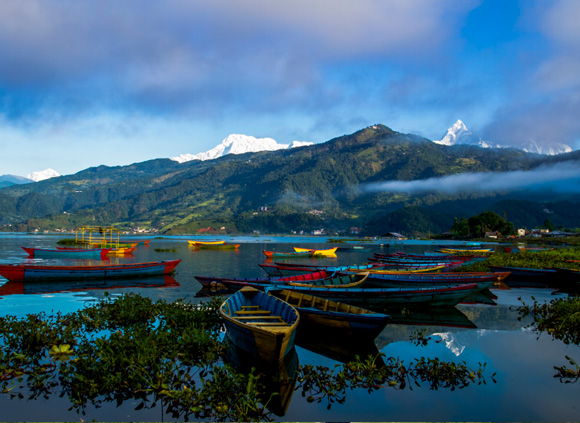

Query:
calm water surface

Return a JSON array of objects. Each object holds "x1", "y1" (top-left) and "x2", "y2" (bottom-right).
[{"x1": 0, "y1": 234, "x2": 579, "y2": 422}]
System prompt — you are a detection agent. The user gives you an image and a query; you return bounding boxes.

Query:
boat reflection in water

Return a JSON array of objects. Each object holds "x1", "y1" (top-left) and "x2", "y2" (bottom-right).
[
  {"x1": 0, "y1": 275, "x2": 179, "y2": 297},
  {"x1": 223, "y1": 341, "x2": 299, "y2": 417},
  {"x1": 296, "y1": 328, "x2": 383, "y2": 365}
]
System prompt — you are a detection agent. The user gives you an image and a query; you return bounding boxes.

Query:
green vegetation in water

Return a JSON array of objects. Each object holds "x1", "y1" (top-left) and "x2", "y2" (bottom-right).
[
  {"x1": 516, "y1": 295, "x2": 580, "y2": 383},
  {"x1": 153, "y1": 248, "x2": 177, "y2": 253},
  {"x1": 0, "y1": 294, "x2": 494, "y2": 421},
  {"x1": 454, "y1": 247, "x2": 580, "y2": 273}
]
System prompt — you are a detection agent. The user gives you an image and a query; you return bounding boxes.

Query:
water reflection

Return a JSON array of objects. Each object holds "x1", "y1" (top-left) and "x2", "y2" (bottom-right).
[
  {"x1": 296, "y1": 330, "x2": 383, "y2": 365},
  {"x1": 223, "y1": 342, "x2": 299, "y2": 417},
  {"x1": 0, "y1": 275, "x2": 179, "y2": 297}
]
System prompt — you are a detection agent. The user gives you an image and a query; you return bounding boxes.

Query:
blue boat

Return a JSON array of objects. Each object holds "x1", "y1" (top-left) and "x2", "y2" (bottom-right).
[
  {"x1": 22, "y1": 246, "x2": 111, "y2": 260},
  {"x1": 219, "y1": 287, "x2": 299, "y2": 363},
  {"x1": 266, "y1": 283, "x2": 479, "y2": 308}
]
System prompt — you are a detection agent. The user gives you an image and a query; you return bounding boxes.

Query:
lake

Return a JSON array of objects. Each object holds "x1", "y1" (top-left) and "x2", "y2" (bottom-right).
[{"x1": 1, "y1": 233, "x2": 579, "y2": 421}]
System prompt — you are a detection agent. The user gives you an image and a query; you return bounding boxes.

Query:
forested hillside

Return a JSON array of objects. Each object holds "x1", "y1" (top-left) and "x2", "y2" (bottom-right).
[{"x1": 1, "y1": 124, "x2": 579, "y2": 235}]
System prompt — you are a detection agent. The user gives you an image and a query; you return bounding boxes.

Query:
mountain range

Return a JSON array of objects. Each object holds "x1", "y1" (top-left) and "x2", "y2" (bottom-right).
[
  {"x1": 1, "y1": 123, "x2": 579, "y2": 236},
  {"x1": 170, "y1": 134, "x2": 313, "y2": 163},
  {"x1": 434, "y1": 119, "x2": 572, "y2": 155},
  {"x1": 1, "y1": 119, "x2": 573, "y2": 186}
]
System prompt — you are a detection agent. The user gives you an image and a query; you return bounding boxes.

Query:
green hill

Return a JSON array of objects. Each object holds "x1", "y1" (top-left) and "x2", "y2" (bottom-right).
[{"x1": 1, "y1": 124, "x2": 579, "y2": 235}]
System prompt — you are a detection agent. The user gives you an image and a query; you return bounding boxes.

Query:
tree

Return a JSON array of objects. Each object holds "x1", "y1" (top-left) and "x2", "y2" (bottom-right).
[{"x1": 453, "y1": 211, "x2": 514, "y2": 238}]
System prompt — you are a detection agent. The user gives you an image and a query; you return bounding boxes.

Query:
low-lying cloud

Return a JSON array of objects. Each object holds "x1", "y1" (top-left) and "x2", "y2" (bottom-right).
[{"x1": 363, "y1": 161, "x2": 580, "y2": 195}]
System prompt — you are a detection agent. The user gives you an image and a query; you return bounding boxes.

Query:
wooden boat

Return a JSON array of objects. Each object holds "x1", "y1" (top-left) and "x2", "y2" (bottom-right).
[
  {"x1": 265, "y1": 283, "x2": 479, "y2": 308},
  {"x1": 195, "y1": 243, "x2": 240, "y2": 250},
  {"x1": 260, "y1": 262, "x2": 378, "y2": 277},
  {"x1": 219, "y1": 287, "x2": 299, "y2": 363},
  {"x1": 195, "y1": 270, "x2": 335, "y2": 288},
  {"x1": 188, "y1": 240, "x2": 226, "y2": 246},
  {"x1": 270, "y1": 289, "x2": 391, "y2": 339},
  {"x1": 439, "y1": 247, "x2": 493, "y2": 254},
  {"x1": 285, "y1": 272, "x2": 368, "y2": 288},
  {"x1": 352, "y1": 265, "x2": 447, "y2": 274},
  {"x1": 293, "y1": 247, "x2": 338, "y2": 257},
  {"x1": 22, "y1": 246, "x2": 111, "y2": 260},
  {"x1": 0, "y1": 259, "x2": 181, "y2": 282},
  {"x1": 0, "y1": 275, "x2": 179, "y2": 296},
  {"x1": 488, "y1": 265, "x2": 556, "y2": 280},
  {"x1": 369, "y1": 258, "x2": 464, "y2": 268},
  {"x1": 358, "y1": 270, "x2": 510, "y2": 283},
  {"x1": 196, "y1": 271, "x2": 368, "y2": 291},
  {"x1": 106, "y1": 245, "x2": 137, "y2": 255},
  {"x1": 263, "y1": 250, "x2": 312, "y2": 259}
]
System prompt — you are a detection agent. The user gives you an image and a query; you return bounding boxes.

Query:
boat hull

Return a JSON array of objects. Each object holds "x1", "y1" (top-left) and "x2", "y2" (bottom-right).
[
  {"x1": 23, "y1": 247, "x2": 111, "y2": 260},
  {"x1": 263, "y1": 250, "x2": 312, "y2": 259},
  {"x1": 220, "y1": 287, "x2": 299, "y2": 364},
  {"x1": 293, "y1": 247, "x2": 338, "y2": 257},
  {"x1": 0, "y1": 260, "x2": 181, "y2": 282},
  {"x1": 266, "y1": 283, "x2": 478, "y2": 308},
  {"x1": 272, "y1": 289, "x2": 390, "y2": 339}
]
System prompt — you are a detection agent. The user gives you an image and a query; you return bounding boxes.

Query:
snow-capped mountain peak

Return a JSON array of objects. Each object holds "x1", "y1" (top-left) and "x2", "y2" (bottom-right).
[
  {"x1": 433, "y1": 119, "x2": 494, "y2": 148},
  {"x1": 522, "y1": 140, "x2": 572, "y2": 155},
  {"x1": 170, "y1": 134, "x2": 313, "y2": 163},
  {"x1": 27, "y1": 168, "x2": 60, "y2": 182},
  {"x1": 433, "y1": 119, "x2": 571, "y2": 155}
]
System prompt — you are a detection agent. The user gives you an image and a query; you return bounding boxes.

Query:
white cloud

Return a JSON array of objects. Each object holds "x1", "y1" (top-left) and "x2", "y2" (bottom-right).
[{"x1": 363, "y1": 162, "x2": 580, "y2": 195}]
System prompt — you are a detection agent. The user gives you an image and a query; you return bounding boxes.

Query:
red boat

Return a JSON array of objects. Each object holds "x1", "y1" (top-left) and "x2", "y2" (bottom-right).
[{"x1": 0, "y1": 259, "x2": 181, "y2": 282}]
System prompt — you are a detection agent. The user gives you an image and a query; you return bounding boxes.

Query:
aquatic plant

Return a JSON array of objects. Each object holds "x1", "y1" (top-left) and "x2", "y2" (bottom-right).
[
  {"x1": 297, "y1": 353, "x2": 493, "y2": 409},
  {"x1": 0, "y1": 293, "x2": 494, "y2": 421},
  {"x1": 454, "y1": 247, "x2": 580, "y2": 273},
  {"x1": 516, "y1": 295, "x2": 580, "y2": 383}
]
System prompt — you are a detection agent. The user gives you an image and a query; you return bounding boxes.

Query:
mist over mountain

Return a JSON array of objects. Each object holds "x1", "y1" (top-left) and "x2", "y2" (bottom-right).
[{"x1": 1, "y1": 123, "x2": 579, "y2": 235}]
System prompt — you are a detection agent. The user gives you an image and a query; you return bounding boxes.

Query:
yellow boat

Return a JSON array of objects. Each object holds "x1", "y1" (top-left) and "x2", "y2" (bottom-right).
[
  {"x1": 188, "y1": 240, "x2": 226, "y2": 246},
  {"x1": 293, "y1": 247, "x2": 338, "y2": 257},
  {"x1": 439, "y1": 248, "x2": 493, "y2": 254},
  {"x1": 107, "y1": 245, "x2": 138, "y2": 256},
  {"x1": 351, "y1": 265, "x2": 446, "y2": 274}
]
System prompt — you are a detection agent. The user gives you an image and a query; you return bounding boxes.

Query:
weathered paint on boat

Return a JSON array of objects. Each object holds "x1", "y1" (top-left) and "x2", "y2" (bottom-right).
[
  {"x1": 0, "y1": 259, "x2": 181, "y2": 282},
  {"x1": 187, "y1": 240, "x2": 226, "y2": 246},
  {"x1": 266, "y1": 283, "x2": 479, "y2": 308},
  {"x1": 220, "y1": 287, "x2": 299, "y2": 363},
  {"x1": 22, "y1": 246, "x2": 111, "y2": 260},
  {"x1": 195, "y1": 270, "x2": 335, "y2": 288},
  {"x1": 293, "y1": 247, "x2": 338, "y2": 257},
  {"x1": 271, "y1": 289, "x2": 391, "y2": 339},
  {"x1": 0, "y1": 275, "x2": 179, "y2": 296},
  {"x1": 106, "y1": 246, "x2": 137, "y2": 255},
  {"x1": 488, "y1": 265, "x2": 556, "y2": 279},
  {"x1": 263, "y1": 250, "x2": 312, "y2": 259}
]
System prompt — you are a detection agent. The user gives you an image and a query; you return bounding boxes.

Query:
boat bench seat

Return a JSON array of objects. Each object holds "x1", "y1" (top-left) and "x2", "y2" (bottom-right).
[
  {"x1": 235, "y1": 310, "x2": 272, "y2": 315},
  {"x1": 235, "y1": 315, "x2": 284, "y2": 320},
  {"x1": 246, "y1": 321, "x2": 292, "y2": 326}
]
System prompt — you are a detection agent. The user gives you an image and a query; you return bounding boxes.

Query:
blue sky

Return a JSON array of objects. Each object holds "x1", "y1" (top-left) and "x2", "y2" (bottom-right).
[{"x1": 1, "y1": 0, "x2": 579, "y2": 177}]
